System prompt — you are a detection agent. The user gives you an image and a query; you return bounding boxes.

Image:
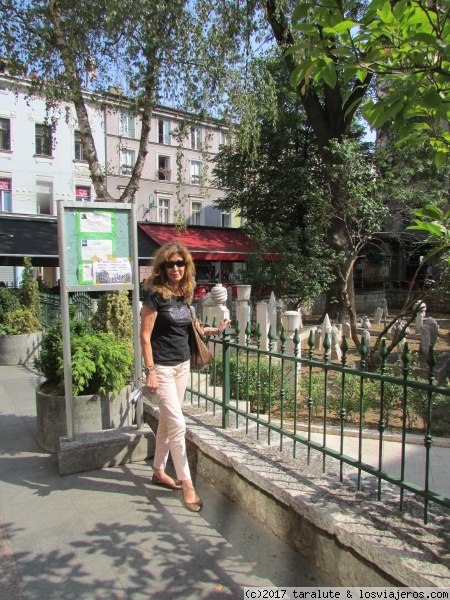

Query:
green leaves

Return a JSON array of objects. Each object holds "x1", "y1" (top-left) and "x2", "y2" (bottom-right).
[
  {"x1": 407, "y1": 204, "x2": 450, "y2": 265},
  {"x1": 289, "y1": 0, "x2": 450, "y2": 163}
]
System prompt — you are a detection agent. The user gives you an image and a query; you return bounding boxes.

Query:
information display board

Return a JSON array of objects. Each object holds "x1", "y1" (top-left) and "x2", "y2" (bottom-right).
[
  {"x1": 59, "y1": 201, "x2": 133, "y2": 291},
  {"x1": 56, "y1": 200, "x2": 143, "y2": 439}
]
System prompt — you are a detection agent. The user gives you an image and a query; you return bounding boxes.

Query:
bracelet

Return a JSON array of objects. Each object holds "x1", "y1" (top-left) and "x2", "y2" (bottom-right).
[{"x1": 143, "y1": 366, "x2": 156, "y2": 375}]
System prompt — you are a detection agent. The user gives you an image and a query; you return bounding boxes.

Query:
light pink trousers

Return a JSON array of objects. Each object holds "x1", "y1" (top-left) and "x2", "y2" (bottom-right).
[{"x1": 153, "y1": 360, "x2": 191, "y2": 481}]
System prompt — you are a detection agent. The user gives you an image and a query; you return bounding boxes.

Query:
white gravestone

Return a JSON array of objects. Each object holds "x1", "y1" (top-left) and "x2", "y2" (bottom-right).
[
  {"x1": 321, "y1": 314, "x2": 332, "y2": 352},
  {"x1": 331, "y1": 326, "x2": 342, "y2": 361},
  {"x1": 284, "y1": 315, "x2": 302, "y2": 384},
  {"x1": 362, "y1": 329, "x2": 371, "y2": 350},
  {"x1": 268, "y1": 292, "x2": 277, "y2": 338},
  {"x1": 420, "y1": 325, "x2": 431, "y2": 356},
  {"x1": 373, "y1": 307, "x2": 383, "y2": 325},
  {"x1": 382, "y1": 298, "x2": 388, "y2": 319},
  {"x1": 414, "y1": 301, "x2": 427, "y2": 334},
  {"x1": 281, "y1": 311, "x2": 301, "y2": 358},
  {"x1": 203, "y1": 284, "x2": 230, "y2": 327},
  {"x1": 257, "y1": 301, "x2": 270, "y2": 351},
  {"x1": 423, "y1": 317, "x2": 439, "y2": 346},
  {"x1": 342, "y1": 322, "x2": 351, "y2": 339},
  {"x1": 314, "y1": 326, "x2": 322, "y2": 351},
  {"x1": 236, "y1": 285, "x2": 251, "y2": 345}
]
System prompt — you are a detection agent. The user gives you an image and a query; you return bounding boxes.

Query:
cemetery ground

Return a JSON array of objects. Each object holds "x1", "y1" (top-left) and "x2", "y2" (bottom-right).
[{"x1": 292, "y1": 313, "x2": 450, "y2": 437}]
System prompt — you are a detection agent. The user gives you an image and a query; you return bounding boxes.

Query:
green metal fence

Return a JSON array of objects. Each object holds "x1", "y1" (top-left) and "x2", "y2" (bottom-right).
[
  {"x1": 187, "y1": 322, "x2": 450, "y2": 524},
  {"x1": 40, "y1": 292, "x2": 94, "y2": 328}
]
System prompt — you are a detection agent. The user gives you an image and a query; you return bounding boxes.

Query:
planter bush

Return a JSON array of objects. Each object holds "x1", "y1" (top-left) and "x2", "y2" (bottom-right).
[
  {"x1": 0, "y1": 259, "x2": 43, "y2": 365},
  {"x1": 34, "y1": 291, "x2": 135, "y2": 453},
  {"x1": 35, "y1": 294, "x2": 134, "y2": 396}
]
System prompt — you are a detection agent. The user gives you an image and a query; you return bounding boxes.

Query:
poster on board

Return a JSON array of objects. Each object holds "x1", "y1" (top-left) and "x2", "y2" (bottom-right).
[{"x1": 75, "y1": 210, "x2": 118, "y2": 285}]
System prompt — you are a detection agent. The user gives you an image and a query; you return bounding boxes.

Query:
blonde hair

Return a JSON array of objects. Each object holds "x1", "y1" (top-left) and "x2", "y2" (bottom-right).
[{"x1": 144, "y1": 241, "x2": 195, "y2": 301}]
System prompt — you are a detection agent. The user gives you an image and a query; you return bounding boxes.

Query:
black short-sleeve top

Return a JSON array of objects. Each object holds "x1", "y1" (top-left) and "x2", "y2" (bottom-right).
[{"x1": 143, "y1": 289, "x2": 192, "y2": 365}]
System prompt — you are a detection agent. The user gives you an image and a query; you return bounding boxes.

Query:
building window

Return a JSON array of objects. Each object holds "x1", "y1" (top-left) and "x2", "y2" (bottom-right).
[
  {"x1": 191, "y1": 201, "x2": 203, "y2": 225},
  {"x1": 35, "y1": 124, "x2": 52, "y2": 157},
  {"x1": 0, "y1": 118, "x2": 10, "y2": 151},
  {"x1": 75, "y1": 186, "x2": 91, "y2": 201},
  {"x1": 158, "y1": 155, "x2": 171, "y2": 181},
  {"x1": 36, "y1": 180, "x2": 53, "y2": 214},
  {"x1": 158, "y1": 197, "x2": 170, "y2": 223},
  {"x1": 190, "y1": 126, "x2": 202, "y2": 150},
  {"x1": 120, "y1": 113, "x2": 135, "y2": 138},
  {"x1": 120, "y1": 148, "x2": 135, "y2": 175},
  {"x1": 74, "y1": 131, "x2": 86, "y2": 161},
  {"x1": 220, "y1": 131, "x2": 229, "y2": 146},
  {"x1": 221, "y1": 210, "x2": 231, "y2": 228},
  {"x1": 0, "y1": 179, "x2": 12, "y2": 211},
  {"x1": 190, "y1": 160, "x2": 202, "y2": 185},
  {"x1": 158, "y1": 119, "x2": 171, "y2": 145}
]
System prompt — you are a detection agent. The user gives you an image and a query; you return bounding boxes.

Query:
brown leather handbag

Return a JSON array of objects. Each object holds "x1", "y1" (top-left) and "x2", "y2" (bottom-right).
[{"x1": 187, "y1": 305, "x2": 214, "y2": 370}]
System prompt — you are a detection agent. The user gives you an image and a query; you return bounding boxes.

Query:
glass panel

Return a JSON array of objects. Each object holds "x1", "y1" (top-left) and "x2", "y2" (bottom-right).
[
  {"x1": 0, "y1": 118, "x2": 10, "y2": 151},
  {"x1": 36, "y1": 180, "x2": 53, "y2": 214},
  {"x1": 74, "y1": 131, "x2": 85, "y2": 161},
  {"x1": 190, "y1": 160, "x2": 202, "y2": 185},
  {"x1": 192, "y1": 201, "x2": 202, "y2": 225},
  {"x1": 158, "y1": 198, "x2": 170, "y2": 223},
  {"x1": 121, "y1": 149, "x2": 135, "y2": 175},
  {"x1": 35, "y1": 124, "x2": 52, "y2": 156},
  {"x1": 120, "y1": 113, "x2": 135, "y2": 138},
  {"x1": 158, "y1": 155, "x2": 171, "y2": 180},
  {"x1": 222, "y1": 211, "x2": 231, "y2": 227},
  {"x1": 191, "y1": 127, "x2": 202, "y2": 150},
  {"x1": 158, "y1": 119, "x2": 170, "y2": 145}
]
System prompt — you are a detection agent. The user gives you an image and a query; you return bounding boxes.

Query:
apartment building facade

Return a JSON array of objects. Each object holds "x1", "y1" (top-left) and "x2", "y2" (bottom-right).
[
  {"x1": 0, "y1": 72, "x2": 242, "y2": 287},
  {"x1": 105, "y1": 99, "x2": 232, "y2": 228}
]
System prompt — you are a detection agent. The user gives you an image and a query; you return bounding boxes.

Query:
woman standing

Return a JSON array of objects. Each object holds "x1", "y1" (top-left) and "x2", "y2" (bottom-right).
[{"x1": 140, "y1": 241, "x2": 229, "y2": 512}]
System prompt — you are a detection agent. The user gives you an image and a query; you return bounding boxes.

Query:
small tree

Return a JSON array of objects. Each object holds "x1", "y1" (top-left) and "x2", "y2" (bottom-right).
[
  {"x1": 18, "y1": 257, "x2": 41, "y2": 322},
  {"x1": 90, "y1": 291, "x2": 133, "y2": 344}
]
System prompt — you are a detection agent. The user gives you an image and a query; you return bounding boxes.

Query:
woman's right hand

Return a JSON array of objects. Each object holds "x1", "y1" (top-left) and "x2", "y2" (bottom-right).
[{"x1": 145, "y1": 370, "x2": 158, "y2": 394}]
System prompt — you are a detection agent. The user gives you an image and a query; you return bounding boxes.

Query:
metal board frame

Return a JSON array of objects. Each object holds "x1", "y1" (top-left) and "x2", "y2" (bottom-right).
[{"x1": 57, "y1": 200, "x2": 142, "y2": 441}]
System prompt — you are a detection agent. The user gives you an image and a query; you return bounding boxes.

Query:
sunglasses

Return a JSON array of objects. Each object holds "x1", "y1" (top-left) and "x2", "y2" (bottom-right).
[{"x1": 163, "y1": 260, "x2": 186, "y2": 269}]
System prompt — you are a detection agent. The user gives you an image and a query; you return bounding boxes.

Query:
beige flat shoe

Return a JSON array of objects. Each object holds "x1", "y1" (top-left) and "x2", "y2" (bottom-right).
[
  {"x1": 182, "y1": 489, "x2": 203, "y2": 512},
  {"x1": 151, "y1": 474, "x2": 183, "y2": 490}
]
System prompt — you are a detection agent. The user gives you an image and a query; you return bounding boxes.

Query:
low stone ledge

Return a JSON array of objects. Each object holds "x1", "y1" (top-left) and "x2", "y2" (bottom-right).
[
  {"x1": 58, "y1": 425, "x2": 156, "y2": 475},
  {"x1": 144, "y1": 401, "x2": 450, "y2": 588}
]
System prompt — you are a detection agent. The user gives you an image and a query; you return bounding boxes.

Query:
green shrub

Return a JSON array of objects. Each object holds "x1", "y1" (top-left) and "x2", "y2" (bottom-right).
[
  {"x1": 0, "y1": 288, "x2": 20, "y2": 325},
  {"x1": 212, "y1": 353, "x2": 296, "y2": 415},
  {"x1": 0, "y1": 308, "x2": 41, "y2": 335},
  {"x1": 327, "y1": 376, "x2": 381, "y2": 424},
  {"x1": 35, "y1": 309, "x2": 133, "y2": 396},
  {"x1": 299, "y1": 372, "x2": 325, "y2": 418}
]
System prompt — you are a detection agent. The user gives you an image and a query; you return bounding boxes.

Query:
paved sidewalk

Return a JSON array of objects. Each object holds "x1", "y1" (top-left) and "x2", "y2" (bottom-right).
[{"x1": 0, "y1": 365, "x2": 335, "y2": 600}]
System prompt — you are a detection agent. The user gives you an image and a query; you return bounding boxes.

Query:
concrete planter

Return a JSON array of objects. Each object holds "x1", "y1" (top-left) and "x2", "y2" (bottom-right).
[
  {"x1": 36, "y1": 382, "x2": 134, "y2": 453},
  {"x1": 0, "y1": 331, "x2": 43, "y2": 366}
]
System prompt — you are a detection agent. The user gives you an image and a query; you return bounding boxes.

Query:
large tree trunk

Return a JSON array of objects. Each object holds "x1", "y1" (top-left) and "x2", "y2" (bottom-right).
[
  {"x1": 265, "y1": 0, "x2": 372, "y2": 330},
  {"x1": 323, "y1": 218, "x2": 359, "y2": 345}
]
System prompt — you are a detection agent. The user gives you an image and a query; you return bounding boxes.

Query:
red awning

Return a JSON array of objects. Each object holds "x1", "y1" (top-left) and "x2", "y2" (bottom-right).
[{"x1": 138, "y1": 224, "x2": 255, "y2": 261}]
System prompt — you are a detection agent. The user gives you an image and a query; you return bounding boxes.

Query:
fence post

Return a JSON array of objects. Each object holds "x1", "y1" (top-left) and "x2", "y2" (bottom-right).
[{"x1": 222, "y1": 324, "x2": 231, "y2": 429}]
